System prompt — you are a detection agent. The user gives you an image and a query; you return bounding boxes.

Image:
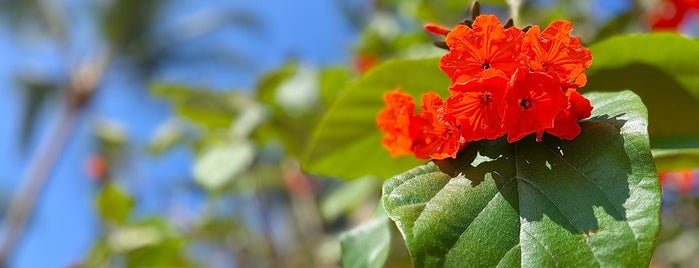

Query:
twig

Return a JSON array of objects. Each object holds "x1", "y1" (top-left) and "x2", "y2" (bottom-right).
[{"x1": 0, "y1": 51, "x2": 110, "y2": 265}]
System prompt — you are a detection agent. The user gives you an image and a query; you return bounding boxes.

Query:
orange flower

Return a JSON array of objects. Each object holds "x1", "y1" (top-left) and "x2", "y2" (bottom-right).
[
  {"x1": 503, "y1": 69, "x2": 567, "y2": 143},
  {"x1": 377, "y1": 89, "x2": 415, "y2": 156},
  {"x1": 447, "y1": 69, "x2": 508, "y2": 140},
  {"x1": 521, "y1": 21, "x2": 592, "y2": 87},
  {"x1": 410, "y1": 93, "x2": 465, "y2": 159},
  {"x1": 378, "y1": 15, "x2": 594, "y2": 159},
  {"x1": 440, "y1": 15, "x2": 524, "y2": 83}
]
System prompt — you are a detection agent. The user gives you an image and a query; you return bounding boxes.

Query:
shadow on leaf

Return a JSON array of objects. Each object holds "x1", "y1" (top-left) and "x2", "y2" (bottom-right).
[{"x1": 435, "y1": 115, "x2": 630, "y2": 234}]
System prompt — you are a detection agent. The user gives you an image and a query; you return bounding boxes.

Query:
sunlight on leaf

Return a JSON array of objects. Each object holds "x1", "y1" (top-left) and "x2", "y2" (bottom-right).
[{"x1": 383, "y1": 91, "x2": 660, "y2": 267}]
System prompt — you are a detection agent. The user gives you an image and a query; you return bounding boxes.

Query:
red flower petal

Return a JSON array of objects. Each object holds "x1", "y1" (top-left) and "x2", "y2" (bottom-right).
[
  {"x1": 447, "y1": 72, "x2": 508, "y2": 140},
  {"x1": 440, "y1": 15, "x2": 524, "y2": 83},
  {"x1": 522, "y1": 21, "x2": 592, "y2": 87},
  {"x1": 410, "y1": 93, "x2": 465, "y2": 159},
  {"x1": 503, "y1": 69, "x2": 568, "y2": 143}
]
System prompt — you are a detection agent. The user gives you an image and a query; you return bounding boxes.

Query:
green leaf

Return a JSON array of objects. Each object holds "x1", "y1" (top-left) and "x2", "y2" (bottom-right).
[
  {"x1": 303, "y1": 58, "x2": 448, "y2": 180},
  {"x1": 319, "y1": 67, "x2": 351, "y2": 105},
  {"x1": 382, "y1": 91, "x2": 661, "y2": 267},
  {"x1": 151, "y1": 84, "x2": 247, "y2": 129},
  {"x1": 320, "y1": 177, "x2": 380, "y2": 221},
  {"x1": 121, "y1": 218, "x2": 196, "y2": 267},
  {"x1": 95, "y1": 182, "x2": 134, "y2": 224},
  {"x1": 652, "y1": 148, "x2": 699, "y2": 172},
  {"x1": 256, "y1": 61, "x2": 298, "y2": 108},
  {"x1": 194, "y1": 141, "x2": 256, "y2": 190},
  {"x1": 339, "y1": 208, "x2": 391, "y2": 268},
  {"x1": 584, "y1": 33, "x2": 699, "y2": 147}
]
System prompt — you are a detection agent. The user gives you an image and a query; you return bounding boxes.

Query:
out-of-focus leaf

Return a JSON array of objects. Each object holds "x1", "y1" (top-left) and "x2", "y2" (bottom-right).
[
  {"x1": 319, "y1": 67, "x2": 351, "y2": 105},
  {"x1": 653, "y1": 229, "x2": 699, "y2": 267},
  {"x1": 147, "y1": 120, "x2": 186, "y2": 155},
  {"x1": 1, "y1": 0, "x2": 66, "y2": 37},
  {"x1": 320, "y1": 177, "x2": 380, "y2": 221},
  {"x1": 151, "y1": 84, "x2": 247, "y2": 129},
  {"x1": 81, "y1": 239, "x2": 111, "y2": 267},
  {"x1": 274, "y1": 65, "x2": 320, "y2": 117},
  {"x1": 95, "y1": 182, "x2": 134, "y2": 224},
  {"x1": 303, "y1": 58, "x2": 448, "y2": 180},
  {"x1": 383, "y1": 91, "x2": 660, "y2": 267},
  {"x1": 194, "y1": 141, "x2": 255, "y2": 190},
  {"x1": 102, "y1": 0, "x2": 160, "y2": 47},
  {"x1": 652, "y1": 149, "x2": 699, "y2": 172},
  {"x1": 122, "y1": 218, "x2": 196, "y2": 267},
  {"x1": 340, "y1": 211, "x2": 391, "y2": 268},
  {"x1": 108, "y1": 225, "x2": 163, "y2": 253},
  {"x1": 256, "y1": 61, "x2": 297, "y2": 108},
  {"x1": 592, "y1": 10, "x2": 639, "y2": 42},
  {"x1": 416, "y1": 0, "x2": 507, "y2": 24},
  {"x1": 584, "y1": 33, "x2": 699, "y2": 148},
  {"x1": 253, "y1": 63, "x2": 337, "y2": 158}
]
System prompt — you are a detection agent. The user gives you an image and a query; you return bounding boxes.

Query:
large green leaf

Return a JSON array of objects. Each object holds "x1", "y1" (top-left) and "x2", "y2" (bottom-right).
[
  {"x1": 303, "y1": 58, "x2": 448, "y2": 180},
  {"x1": 383, "y1": 91, "x2": 661, "y2": 267},
  {"x1": 585, "y1": 33, "x2": 699, "y2": 147}
]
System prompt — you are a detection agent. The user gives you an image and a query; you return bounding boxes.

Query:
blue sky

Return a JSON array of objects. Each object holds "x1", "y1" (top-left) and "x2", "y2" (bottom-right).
[{"x1": 0, "y1": 0, "x2": 361, "y2": 266}]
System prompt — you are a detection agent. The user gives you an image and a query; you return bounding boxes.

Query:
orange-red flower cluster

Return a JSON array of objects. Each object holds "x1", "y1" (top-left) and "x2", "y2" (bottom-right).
[{"x1": 377, "y1": 15, "x2": 593, "y2": 160}]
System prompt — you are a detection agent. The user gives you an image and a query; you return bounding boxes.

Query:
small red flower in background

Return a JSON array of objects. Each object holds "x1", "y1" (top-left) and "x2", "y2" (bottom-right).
[
  {"x1": 658, "y1": 170, "x2": 697, "y2": 195},
  {"x1": 85, "y1": 154, "x2": 109, "y2": 181},
  {"x1": 377, "y1": 14, "x2": 593, "y2": 159},
  {"x1": 649, "y1": 0, "x2": 699, "y2": 31},
  {"x1": 355, "y1": 53, "x2": 380, "y2": 74}
]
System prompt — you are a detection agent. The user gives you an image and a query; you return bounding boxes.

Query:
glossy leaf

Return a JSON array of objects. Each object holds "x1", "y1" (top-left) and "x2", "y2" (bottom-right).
[
  {"x1": 383, "y1": 91, "x2": 661, "y2": 267},
  {"x1": 585, "y1": 33, "x2": 699, "y2": 147},
  {"x1": 303, "y1": 58, "x2": 448, "y2": 180},
  {"x1": 339, "y1": 208, "x2": 391, "y2": 268}
]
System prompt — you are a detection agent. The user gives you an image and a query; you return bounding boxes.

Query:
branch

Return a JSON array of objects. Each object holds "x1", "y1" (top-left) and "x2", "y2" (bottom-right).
[{"x1": 0, "y1": 51, "x2": 111, "y2": 264}]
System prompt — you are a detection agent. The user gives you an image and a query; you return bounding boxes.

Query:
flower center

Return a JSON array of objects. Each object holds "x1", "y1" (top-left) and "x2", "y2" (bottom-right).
[
  {"x1": 519, "y1": 98, "x2": 533, "y2": 110},
  {"x1": 480, "y1": 92, "x2": 492, "y2": 105},
  {"x1": 482, "y1": 60, "x2": 491, "y2": 70}
]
